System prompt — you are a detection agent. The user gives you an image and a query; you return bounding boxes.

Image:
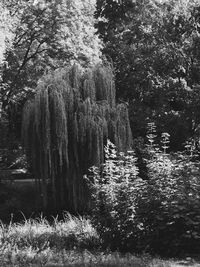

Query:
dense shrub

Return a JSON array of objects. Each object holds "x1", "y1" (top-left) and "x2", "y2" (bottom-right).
[
  {"x1": 140, "y1": 149, "x2": 200, "y2": 255},
  {"x1": 87, "y1": 126, "x2": 200, "y2": 256},
  {"x1": 87, "y1": 140, "x2": 146, "y2": 252}
]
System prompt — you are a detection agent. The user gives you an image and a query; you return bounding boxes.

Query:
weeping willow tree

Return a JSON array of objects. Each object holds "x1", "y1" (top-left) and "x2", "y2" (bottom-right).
[{"x1": 22, "y1": 64, "x2": 132, "y2": 212}]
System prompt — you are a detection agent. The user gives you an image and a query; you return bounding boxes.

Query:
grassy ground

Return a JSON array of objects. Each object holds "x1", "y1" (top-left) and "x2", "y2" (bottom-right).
[{"x1": 0, "y1": 214, "x2": 199, "y2": 267}]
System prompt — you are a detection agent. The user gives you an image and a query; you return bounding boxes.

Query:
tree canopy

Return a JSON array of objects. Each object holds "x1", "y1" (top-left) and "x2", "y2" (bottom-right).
[
  {"x1": 0, "y1": 0, "x2": 102, "y2": 137},
  {"x1": 96, "y1": 0, "x2": 200, "y2": 149}
]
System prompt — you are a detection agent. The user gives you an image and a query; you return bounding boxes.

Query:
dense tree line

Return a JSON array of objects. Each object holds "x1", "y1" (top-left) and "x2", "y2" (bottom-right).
[
  {"x1": 95, "y1": 0, "x2": 200, "y2": 150},
  {"x1": 1, "y1": 0, "x2": 200, "y2": 150}
]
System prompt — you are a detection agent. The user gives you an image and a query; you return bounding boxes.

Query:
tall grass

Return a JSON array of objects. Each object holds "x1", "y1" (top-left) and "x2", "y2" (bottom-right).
[
  {"x1": 0, "y1": 213, "x2": 99, "y2": 250},
  {"x1": 0, "y1": 214, "x2": 197, "y2": 266},
  {"x1": 0, "y1": 214, "x2": 99, "y2": 266}
]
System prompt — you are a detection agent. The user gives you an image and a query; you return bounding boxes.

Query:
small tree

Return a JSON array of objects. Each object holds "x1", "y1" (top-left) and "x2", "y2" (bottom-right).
[{"x1": 22, "y1": 64, "x2": 132, "y2": 212}]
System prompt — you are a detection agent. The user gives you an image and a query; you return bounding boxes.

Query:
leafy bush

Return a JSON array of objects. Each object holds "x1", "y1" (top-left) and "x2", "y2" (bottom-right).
[
  {"x1": 87, "y1": 140, "x2": 146, "y2": 251},
  {"x1": 87, "y1": 126, "x2": 200, "y2": 256},
  {"x1": 139, "y1": 143, "x2": 200, "y2": 255}
]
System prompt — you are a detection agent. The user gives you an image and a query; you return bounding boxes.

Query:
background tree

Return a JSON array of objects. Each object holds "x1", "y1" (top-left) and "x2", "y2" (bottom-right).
[
  {"x1": 0, "y1": 0, "x2": 102, "y2": 140},
  {"x1": 95, "y1": 0, "x2": 200, "y2": 150}
]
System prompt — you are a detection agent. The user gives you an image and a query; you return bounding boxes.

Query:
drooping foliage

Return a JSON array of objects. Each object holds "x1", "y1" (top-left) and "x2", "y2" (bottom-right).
[{"x1": 22, "y1": 64, "x2": 132, "y2": 212}]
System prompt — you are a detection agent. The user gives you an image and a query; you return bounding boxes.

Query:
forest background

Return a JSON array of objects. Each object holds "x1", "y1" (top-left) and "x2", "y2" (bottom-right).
[
  {"x1": 1, "y1": 0, "x2": 200, "y2": 260},
  {"x1": 1, "y1": 0, "x2": 200, "y2": 150}
]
